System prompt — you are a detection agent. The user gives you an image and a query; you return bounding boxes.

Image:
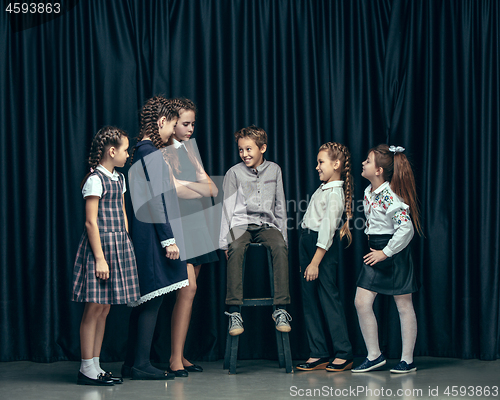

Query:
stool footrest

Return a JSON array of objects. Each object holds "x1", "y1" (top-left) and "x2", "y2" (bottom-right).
[{"x1": 242, "y1": 298, "x2": 274, "y2": 306}]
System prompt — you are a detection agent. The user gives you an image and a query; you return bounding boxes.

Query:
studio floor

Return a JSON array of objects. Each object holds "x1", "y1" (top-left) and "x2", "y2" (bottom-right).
[{"x1": 1, "y1": 357, "x2": 499, "y2": 400}]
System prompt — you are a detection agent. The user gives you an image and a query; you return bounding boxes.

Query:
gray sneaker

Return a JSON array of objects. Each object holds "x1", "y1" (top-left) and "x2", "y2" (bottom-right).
[
  {"x1": 272, "y1": 309, "x2": 292, "y2": 332},
  {"x1": 224, "y1": 311, "x2": 244, "y2": 336}
]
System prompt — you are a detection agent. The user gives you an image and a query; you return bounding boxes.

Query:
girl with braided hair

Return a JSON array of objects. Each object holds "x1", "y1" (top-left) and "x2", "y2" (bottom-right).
[
  {"x1": 123, "y1": 96, "x2": 206, "y2": 380},
  {"x1": 72, "y1": 126, "x2": 140, "y2": 386},
  {"x1": 352, "y1": 144, "x2": 422, "y2": 374},
  {"x1": 296, "y1": 142, "x2": 354, "y2": 372}
]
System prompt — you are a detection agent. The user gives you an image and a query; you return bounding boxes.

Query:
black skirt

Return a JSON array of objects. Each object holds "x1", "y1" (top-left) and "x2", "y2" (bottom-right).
[{"x1": 356, "y1": 234, "x2": 418, "y2": 295}]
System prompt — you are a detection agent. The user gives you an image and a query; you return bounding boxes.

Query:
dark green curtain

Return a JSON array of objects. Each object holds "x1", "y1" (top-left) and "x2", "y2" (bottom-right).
[{"x1": 0, "y1": 0, "x2": 498, "y2": 363}]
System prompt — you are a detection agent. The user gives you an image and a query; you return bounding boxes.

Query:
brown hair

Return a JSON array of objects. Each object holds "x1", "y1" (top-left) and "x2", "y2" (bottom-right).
[
  {"x1": 318, "y1": 142, "x2": 353, "y2": 246},
  {"x1": 234, "y1": 125, "x2": 267, "y2": 149},
  {"x1": 369, "y1": 144, "x2": 423, "y2": 236},
  {"x1": 80, "y1": 126, "x2": 128, "y2": 189},
  {"x1": 129, "y1": 96, "x2": 179, "y2": 164},
  {"x1": 166, "y1": 98, "x2": 199, "y2": 174}
]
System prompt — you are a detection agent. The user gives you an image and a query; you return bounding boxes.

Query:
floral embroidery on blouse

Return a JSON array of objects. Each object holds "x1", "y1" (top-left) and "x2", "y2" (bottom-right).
[
  {"x1": 367, "y1": 189, "x2": 394, "y2": 211},
  {"x1": 393, "y1": 209, "x2": 411, "y2": 225}
]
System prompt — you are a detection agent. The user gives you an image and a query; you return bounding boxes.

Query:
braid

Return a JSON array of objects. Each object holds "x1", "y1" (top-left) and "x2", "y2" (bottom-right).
[
  {"x1": 318, "y1": 142, "x2": 353, "y2": 246},
  {"x1": 81, "y1": 126, "x2": 127, "y2": 189},
  {"x1": 130, "y1": 96, "x2": 179, "y2": 164}
]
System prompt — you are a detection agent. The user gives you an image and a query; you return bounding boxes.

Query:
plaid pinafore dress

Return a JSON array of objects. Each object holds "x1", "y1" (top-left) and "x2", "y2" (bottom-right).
[{"x1": 72, "y1": 170, "x2": 140, "y2": 304}]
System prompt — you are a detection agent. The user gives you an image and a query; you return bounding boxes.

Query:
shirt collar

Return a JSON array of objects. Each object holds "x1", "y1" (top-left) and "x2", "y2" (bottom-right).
[
  {"x1": 96, "y1": 164, "x2": 120, "y2": 181},
  {"x1": 173, "y1": 138, "x2": 187, "y2": 150},
  {"x1": 321, "y1": 180, "x2": 344, "y2": 190},
  {"x1": 252, "y1": 159, "x2": 268, "y2": 173},
  {"x1": 367, "y1": 181, "x2": 390, "y2": 195}
]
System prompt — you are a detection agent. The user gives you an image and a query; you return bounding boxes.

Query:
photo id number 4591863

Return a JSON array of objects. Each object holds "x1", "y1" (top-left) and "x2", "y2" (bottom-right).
[{"x1": 5, "y1": 3, "x2": 61, "y2": 14}]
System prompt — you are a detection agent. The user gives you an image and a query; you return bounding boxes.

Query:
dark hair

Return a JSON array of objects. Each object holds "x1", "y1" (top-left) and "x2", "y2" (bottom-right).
[
  {"x1": 80, "y1": 126, "x2": 128, "y2": 189},
  {"x1": 234, "y1": 125, "x2": 267, "y2": 148},
  {"x1": 318, "y1": 142, "x2": 353, "y2": 246},
  {"x1": 165, "y1": 98, "x2": 200, "y2": 174},
  {"x1": 369, "y1": 144, "x2": 423, "y2": 236},
  {"x1": 129, "y1": 96, "x2": 179, "y2": 164}
]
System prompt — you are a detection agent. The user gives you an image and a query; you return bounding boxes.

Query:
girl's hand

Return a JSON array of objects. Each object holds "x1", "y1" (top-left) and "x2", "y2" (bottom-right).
[
  {"x1": 304, "y1": 263, "x2": 319, "y2": 281},
  {"x1": 95, "y1": 259, "x2": 110, "y2": 280},
  {"x1": 166, "y1": 244, "x2": 180, "y2": 260},
  {"x1": 363, "y1": 248, "x2": 387, "y2": 266}
]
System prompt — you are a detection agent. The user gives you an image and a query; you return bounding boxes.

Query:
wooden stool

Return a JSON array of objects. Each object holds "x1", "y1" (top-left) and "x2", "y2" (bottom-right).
[{"x1": 223, "y1": 243, "x2": 293, "y2": 374}]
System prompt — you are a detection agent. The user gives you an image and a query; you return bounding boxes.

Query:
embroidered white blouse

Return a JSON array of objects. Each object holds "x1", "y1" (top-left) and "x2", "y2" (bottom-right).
[
  {"x1": 81, "y1": 164, "x2": 127, "y2": 198},
  {"x1": 363, "y1": 181, "x2": 414, "y2": 257},
  {"x1": 301, "y1": 180, "x2": 345, "y2": 251}
]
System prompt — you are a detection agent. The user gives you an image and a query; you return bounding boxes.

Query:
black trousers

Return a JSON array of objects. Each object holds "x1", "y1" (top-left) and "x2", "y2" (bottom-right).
[
  {"x1": 226, "y1": 224, "x2": 290, "y2": 305},
  {"x1": 299, "y1": 229, "x2": 352, "y2": 359}
]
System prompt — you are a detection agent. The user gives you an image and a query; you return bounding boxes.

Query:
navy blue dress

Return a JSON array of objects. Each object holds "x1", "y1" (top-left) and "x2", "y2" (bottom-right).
[{"x1": 128, "y1": 140, "x2": 188, "y2": 306}]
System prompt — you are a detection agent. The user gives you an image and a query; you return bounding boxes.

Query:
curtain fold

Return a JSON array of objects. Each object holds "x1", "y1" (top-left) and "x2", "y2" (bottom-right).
[{"x1": 1, "y1": 0, "x2": 498, "y2": 362}]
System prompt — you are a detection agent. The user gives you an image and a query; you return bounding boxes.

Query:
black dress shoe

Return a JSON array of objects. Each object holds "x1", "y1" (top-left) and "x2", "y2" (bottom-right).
[
  {"x1": 184, "y1": 364, "x2": 203, "y2": 373},
  {"x1": 104, "y1": 371, "x2": 124, "y2": 383},
  {"x1": 295, "y1": 357, "x2": 330, "y2": 371},
  {"x1": 77, "y1": 371, "x2": 114, "y2": 386},
  {"x1": 326, "y1": 359, "x2": 353, "y2": 372},
  {"x1": 167, "y1": 367, "x2": 189, "y2": 377},
  {"x1": 131, "y1": 367, "x2": 175, "y2": 380}
]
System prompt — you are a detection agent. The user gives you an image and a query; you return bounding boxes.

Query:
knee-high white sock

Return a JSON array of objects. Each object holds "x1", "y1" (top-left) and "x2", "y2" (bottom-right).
[
  {"x1": 80, "y1": 358, "x2": 99, "y2": 379},
  {"x1": 394, "y1": 294, "x2": 417, "y2": 364},
  {"x1": 355, "y1": 288, "x2": 381, "y2": 361}
]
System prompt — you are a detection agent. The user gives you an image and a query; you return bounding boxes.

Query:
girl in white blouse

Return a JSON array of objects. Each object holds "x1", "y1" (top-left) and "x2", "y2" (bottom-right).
[
  {"x1": 352, "y1": 144, "x2": 423, "y2": 374},
  {"x1": 296, "y1": 142, "x2": 354, "y2": 372}
]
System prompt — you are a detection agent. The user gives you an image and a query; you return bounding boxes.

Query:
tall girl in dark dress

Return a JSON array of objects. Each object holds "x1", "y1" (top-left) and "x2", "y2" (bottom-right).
[
  {"x1": 122, "y1": 96, "x2": 192, "y2": 380},
  {"x1": 162, "y1": 98, "x2": 218, "y2": 375}
]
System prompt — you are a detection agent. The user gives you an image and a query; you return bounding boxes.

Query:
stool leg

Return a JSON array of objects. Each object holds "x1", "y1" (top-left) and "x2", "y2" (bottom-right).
[
  {"x1": 275, "y1": 329, "x2": 285, "y2": 368},
  {"x1": 229, "y1": 335, "x2": 239, "y2": 374},
  {"x1": 282, "y1": 331, "x2": 293, "y2": 373},
  {"x1": 223, "y1": 330, "x2": 231, "y2": 370}
]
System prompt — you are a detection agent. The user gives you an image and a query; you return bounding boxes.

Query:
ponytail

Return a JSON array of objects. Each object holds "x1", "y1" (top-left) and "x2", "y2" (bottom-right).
[{"x1": 370, "y1": 144, "x2": 423, "y2": 236}]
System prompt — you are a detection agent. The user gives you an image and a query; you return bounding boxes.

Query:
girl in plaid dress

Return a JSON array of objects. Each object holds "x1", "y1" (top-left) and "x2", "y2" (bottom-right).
[{"x1": 72, "y1": 126, "x2": 140, "y2": 386}]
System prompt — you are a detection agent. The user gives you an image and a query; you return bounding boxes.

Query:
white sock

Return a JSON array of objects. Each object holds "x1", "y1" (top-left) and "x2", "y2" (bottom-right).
[
  {"x1": 93, "y1": 356, "x2": 106, "y2": 375},
  {"x1": 80, "y1": 358, "x2": 99, "y2": 379}
]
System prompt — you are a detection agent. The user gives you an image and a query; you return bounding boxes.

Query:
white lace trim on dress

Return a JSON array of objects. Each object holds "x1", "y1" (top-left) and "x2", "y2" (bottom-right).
[
  {"x1": 161, "y1": 238, "x2": 176, "y2": 248},
  {"x1": 127, "y1": 279, "x2": 189, "y2": 307}
]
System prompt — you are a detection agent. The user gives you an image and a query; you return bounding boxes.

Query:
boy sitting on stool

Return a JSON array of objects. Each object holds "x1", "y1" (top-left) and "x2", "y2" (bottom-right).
[{"x1": 220, "y1": 125, "x2": 292, "y2": 336}]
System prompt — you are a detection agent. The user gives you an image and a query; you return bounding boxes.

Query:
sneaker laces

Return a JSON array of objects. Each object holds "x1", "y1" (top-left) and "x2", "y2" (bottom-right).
[
  {"x1": 272, "y1": 309, "x2": 292, "y2": 324},
  {"x1": 224, "y1": 311, "x2": 243, "y2": 327}
]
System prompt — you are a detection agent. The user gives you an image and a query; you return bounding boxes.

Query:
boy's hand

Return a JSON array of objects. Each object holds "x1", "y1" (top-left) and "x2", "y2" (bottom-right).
[
  {"x1": 363, "y1": 248, "x2": 387, "y2": 266},
  {"x1": 304, "y1": 263, "x2": 319, "y2": 281},
  {"x1": 225, "y1": 250, "x2": 228, "y2": 260},
  {"x1": 95, "y1": 259, "x2": 110, "y2": 280},
  {"x1": 166, "y1": 244, "x2": 180, "y2": 260}
]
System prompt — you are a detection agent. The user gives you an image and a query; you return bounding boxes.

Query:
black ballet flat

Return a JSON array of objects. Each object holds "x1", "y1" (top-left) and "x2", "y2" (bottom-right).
[
  {"x1": 167, "y1": 367, "x2": 189, "y2": 377},
  {"x1": 104, "y1": 371, "x2": 124, "y2": 383},
  {"x1": 184, "y1": 364, "x2": 203, "y2": 373},
  {"x1": 77, "y1": 371, "x2": 114, "y2": 386},
  {"x1": 131, "y1": 367, "x2": 175, "y2": 380},
  {"x1": 295, "y1": 357, "x2": 330, "y2": 371}
]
